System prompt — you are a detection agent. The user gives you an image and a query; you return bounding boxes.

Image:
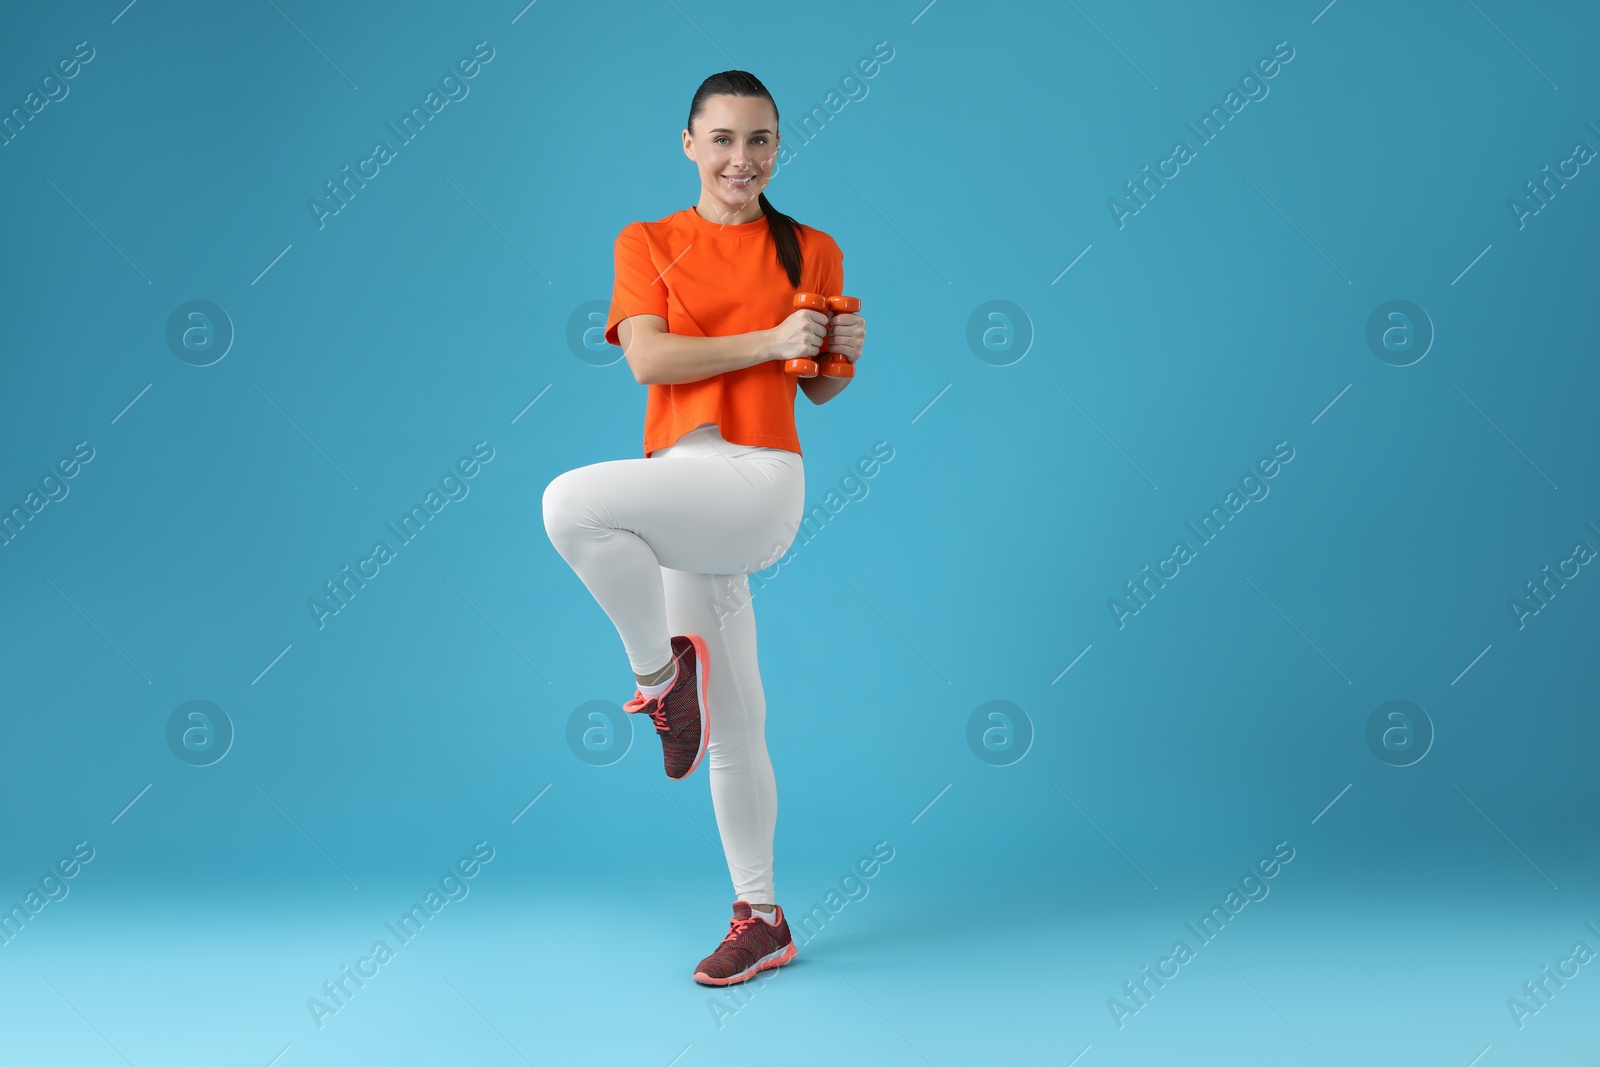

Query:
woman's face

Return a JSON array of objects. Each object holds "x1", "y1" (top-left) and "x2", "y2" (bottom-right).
[{"x1": 684, "y1": 94, "x2": 779, "y2": 223}]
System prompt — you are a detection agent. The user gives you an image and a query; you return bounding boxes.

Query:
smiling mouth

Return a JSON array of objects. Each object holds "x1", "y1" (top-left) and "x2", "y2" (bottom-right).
[{"x1": 722, "y1": 174, "x2": 757, "y2": 187}]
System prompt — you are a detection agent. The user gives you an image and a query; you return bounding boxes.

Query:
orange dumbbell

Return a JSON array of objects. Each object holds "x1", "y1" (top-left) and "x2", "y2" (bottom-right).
[{"x1": 784, "y1": 292, "x2": 860, "y2": 379}]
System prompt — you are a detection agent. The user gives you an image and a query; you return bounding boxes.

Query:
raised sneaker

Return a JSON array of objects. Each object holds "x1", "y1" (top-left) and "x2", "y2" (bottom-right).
[{"x1": 622, "y1": 634, "x2": 710, "y2": 780}]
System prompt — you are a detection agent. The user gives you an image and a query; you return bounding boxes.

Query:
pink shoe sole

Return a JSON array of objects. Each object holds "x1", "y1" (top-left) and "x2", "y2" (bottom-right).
[
  {"x1": 677, "y1": 632, "x2": 711, "y2": 779},
  {"x1": 693, "y1": 940, "x2": 797, "y2": 986}
]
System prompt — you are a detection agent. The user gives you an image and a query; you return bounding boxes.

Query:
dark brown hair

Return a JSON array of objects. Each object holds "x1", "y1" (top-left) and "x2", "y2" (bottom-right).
[{"x1": 686, "y1": 70, "x2": 803, "y2": 287}]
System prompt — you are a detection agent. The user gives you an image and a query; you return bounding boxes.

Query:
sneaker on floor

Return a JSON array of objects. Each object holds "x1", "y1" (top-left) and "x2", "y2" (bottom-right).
[
  {"x1": 693, "y1": 900, "x2": 797, "y2": 986},
  {"x1": 622, "y1": 633, "x2": 709, "y2": 780}
]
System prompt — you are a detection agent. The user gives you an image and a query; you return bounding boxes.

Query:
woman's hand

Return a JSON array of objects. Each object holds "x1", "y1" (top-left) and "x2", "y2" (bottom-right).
[
  {"x1": 761, "y1": 308, "x2": 828, "y2": 366},
  {"x1": 827, "y1": 311, "x2": 866, "y2": 365}
]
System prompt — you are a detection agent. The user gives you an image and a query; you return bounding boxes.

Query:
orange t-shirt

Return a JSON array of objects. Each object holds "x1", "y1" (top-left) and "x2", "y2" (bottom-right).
[{"x1": 604, "y1": 205, "x2": 845, "y2": 457}]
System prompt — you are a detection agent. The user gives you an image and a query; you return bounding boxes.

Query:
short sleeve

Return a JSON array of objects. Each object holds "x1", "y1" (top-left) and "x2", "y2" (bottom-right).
[{"x1": 604, "y1": 223, "x2": 669, "y2": 346}]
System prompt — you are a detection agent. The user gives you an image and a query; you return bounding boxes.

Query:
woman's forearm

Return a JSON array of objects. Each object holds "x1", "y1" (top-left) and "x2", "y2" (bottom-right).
[{"x1": 636, "y1": 329, "x2": 775, "y2": 385}]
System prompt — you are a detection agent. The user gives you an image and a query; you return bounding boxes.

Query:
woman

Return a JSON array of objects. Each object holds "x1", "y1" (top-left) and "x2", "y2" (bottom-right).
[{"x1": 542, "y1": 70, "x2": 867, "y2": 986}]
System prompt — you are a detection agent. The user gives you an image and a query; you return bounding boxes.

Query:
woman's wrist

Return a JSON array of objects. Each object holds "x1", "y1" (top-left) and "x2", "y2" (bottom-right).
[{"x1": 750, "y1": 328, "x2": 776, "y2": 367}]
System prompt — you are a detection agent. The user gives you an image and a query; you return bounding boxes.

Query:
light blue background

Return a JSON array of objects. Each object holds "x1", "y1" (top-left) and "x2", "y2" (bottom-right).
[{"x1": 2, "y1": 0, "x2": 1597, "y2": 1063}]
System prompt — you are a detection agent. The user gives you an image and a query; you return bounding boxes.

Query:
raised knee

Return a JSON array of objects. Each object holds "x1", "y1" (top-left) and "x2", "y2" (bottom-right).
[{"x1": 541, "y1": 472, "x2": 580, "y2": 545}]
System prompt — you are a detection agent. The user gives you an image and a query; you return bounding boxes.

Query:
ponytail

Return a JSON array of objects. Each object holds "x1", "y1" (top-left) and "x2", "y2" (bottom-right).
[{"x1": 757, "y1": 191, "x2": 803, "y2": 288}]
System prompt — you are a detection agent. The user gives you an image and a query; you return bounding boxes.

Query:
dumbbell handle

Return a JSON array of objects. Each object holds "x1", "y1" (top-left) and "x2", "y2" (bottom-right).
[{"x1": 783, "y1": 292, "x2": 860, "y2": 379}]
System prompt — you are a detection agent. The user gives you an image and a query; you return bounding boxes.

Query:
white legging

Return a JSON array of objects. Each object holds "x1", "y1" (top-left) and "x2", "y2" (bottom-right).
[{"x1": 541, "y1": 422, "x2": 805, "y2": 906}]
